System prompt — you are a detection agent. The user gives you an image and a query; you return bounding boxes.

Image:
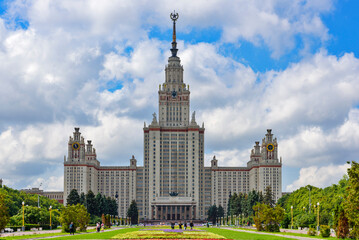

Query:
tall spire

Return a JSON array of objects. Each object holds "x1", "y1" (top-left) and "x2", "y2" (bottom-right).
[{"x1": 170, "y1": 11, "x2": 179, "y2": 57}]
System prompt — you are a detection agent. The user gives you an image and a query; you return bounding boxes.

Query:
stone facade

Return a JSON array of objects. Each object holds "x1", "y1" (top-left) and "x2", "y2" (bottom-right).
[{"x1": 63, "y1": 15, "x2": 282, "y2": 221}]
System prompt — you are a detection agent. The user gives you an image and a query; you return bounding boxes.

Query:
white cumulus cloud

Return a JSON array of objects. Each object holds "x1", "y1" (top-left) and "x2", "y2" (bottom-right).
[{"x1": 286, "y1": 163, "x2": 350, "y2": 192}]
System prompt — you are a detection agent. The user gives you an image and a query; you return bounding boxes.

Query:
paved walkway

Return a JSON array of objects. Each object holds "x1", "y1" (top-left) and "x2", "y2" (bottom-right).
[
  {"x1": 0, "y1": 226, "x2": 124, "y2": 239},
  {"x1": 0, "y1": 229, "x2": 63, "y2": 238},
  {"x1": 222, "y1": 227, "x2": 328, "y2": 240}
]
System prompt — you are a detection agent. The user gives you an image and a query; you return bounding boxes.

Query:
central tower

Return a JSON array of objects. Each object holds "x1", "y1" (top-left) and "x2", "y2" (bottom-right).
[
  {"x1": 142, "y1": 11, "x2": 206, "y2": 221},
  {"x1": 159, "y1": 12, "x2": 190, "y2": 127}
]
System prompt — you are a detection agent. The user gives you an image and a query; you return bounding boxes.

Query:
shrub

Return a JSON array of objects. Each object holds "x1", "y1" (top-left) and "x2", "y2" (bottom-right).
[
  {"x1": 265, "y1": 223, "x2": 280, "y2": 232},
  {"x1": 60, "y1": 204, "x2": 90, "y2": 233},
  {"x1": 90, "y1": 215, "x2": 101, "y2": 225},
  {"x1": 308, "y1": 227, "x2": 317, "y2": 236},
  {"x1": 253, "y1": 217, "x2": 263, "y2": 231},
  {"x1": 320, "y1": 225, "x2": 330, "y2": 238}
]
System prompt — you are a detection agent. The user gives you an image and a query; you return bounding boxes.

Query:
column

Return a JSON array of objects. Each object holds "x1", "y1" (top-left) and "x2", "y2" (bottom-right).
[
  {"x1": 165, "y1": 206, "x2": 168, "y2": 220},
  {"x1": 193, "y1": 206, "x2": 196, "y2": 219},
  {"x1": 154, "y1": 206, "x2": 157, "y2": 220},
  {"x1": 175, "y1": 206, "x2": 178, "y2": 220},
  {"x1": 185, "y1": 206, "x2": 188, "y2": 220}
]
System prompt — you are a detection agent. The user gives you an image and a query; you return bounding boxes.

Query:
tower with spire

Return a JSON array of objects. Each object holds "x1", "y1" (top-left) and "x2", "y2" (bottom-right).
[{"x1": 142, "y1": 11, "x2": 206, "y2": 220}]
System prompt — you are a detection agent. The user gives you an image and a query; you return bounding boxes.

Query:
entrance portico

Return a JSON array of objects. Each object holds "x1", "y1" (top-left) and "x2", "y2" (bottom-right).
[{"x1": 151, "y1": 196, "x2": 196, "y2": 221}]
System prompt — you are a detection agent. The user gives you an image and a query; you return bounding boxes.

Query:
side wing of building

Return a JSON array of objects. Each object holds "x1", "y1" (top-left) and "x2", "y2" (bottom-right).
[{"x1": 64, "y1": 128, "x2": 137, "y2": 217}]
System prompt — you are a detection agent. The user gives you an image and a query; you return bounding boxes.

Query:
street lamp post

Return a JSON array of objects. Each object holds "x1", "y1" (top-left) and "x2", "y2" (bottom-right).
[
  {"x1": 291, "y1": 206, "x2": 293, "y2": 229},
  {"x1": 317, "y1": 202, "x2": 320, "y2": 231},
  {"x1": 49, "y1": 206, "x2": 52, "y2": 230},
  {"x1": 307, "y1": 186, "x2": 311, "y2": 213},
  {"x1": 22, "y1": 201, "x2": 25, "y2": 231},
  {"x1": 115, "y1": 192, "x2": 119, "y2": 225}
]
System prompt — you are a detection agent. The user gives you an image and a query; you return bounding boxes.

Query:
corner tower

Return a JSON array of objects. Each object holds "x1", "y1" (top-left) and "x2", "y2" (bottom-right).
[
  {"x1": 63, "y1": 127, "x2": 99, "y2": 205},
  {"x1": 142, "y1": 11, "x2": 206, "y2": 221}
]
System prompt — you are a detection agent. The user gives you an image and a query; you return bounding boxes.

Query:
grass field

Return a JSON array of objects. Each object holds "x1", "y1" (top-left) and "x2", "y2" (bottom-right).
[
  {"x1": 203, "y1": 228, "x2": 294, "y2": 240},
  {"x1": 0, "y1": 226, "x2": 334, "y2": 240}
]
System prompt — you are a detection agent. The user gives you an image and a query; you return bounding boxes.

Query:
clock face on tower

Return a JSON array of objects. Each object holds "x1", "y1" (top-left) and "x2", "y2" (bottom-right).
[
  {"x1": 72, "y1": 142, "x2": 80, "y2": 150},
  {"x1": 266, "y1": 143, "x2": 274, "y2": 152},
  {"x1": 171, "y1": 90, "x2": 177, "y2": 98}
]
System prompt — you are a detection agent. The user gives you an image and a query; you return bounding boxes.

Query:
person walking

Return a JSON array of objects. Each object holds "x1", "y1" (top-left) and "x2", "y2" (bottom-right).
[
  {"x1": 101, "y1": 223, "x2": 104, "y2": 232},
  {"x1": 96, "y1": 222, "x2": 100, "y2": 233},
  {"x1": 69, "y1": 222, "x2": 74, "y2": 235},
  {"x1": 190, "y1": 221, "x2": 193, "y2": 230},
  {"x1": 184, "y1": 222, "x2": 187, "y2": 230}
]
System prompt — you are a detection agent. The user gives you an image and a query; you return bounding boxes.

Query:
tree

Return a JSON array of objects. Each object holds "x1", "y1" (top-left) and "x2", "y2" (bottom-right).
[
  {"x1": 101, "y1": 196, "x2": 109, "y2": 215},
  {"x1": 264, "y1": 186, "x2": 275, "y2": 208},
  {"x1": 344, "y1": 161, "x2": 359, "y2": 238},
  {"x1": 95, "y1": 193, "x2": 104, "y2": 216},
  {"x1": 0, "y1": 191, "x2": 9, "y2": 231},
  {"x1": 127, "y1": 200, "x2": 138, "y2": 225},
  {"x1": 294, "y1": 212, "x2": 315, "y2": 228},
  {"x1": 67, "y1": 189, "x2": 80, "y2": 206},
  {"x1": 80, "y1": 192, "x2": 86, "y2": 206},
  {"x1": 336, "y1": 208, "x2": 349, "y2": 238},
  {"x1": 207, "y1": 205, "x2": 218, "y2": 224},
  {"x1": 247, "y1": 190, "x2": 259, "y2": 217},
  {"x1": 60, "y1": 203, "x2": 90, "y2": 232},
  {"x1": 253, "y1": 203, "x2": 284, "y2": 232},
  {"x1": 218, "y1": 205, "x2": 224, "y2": 218},
  {"x1": 86, "y1": 190, "x2": 97, "y2": 216},
  {"x1": 108, "y1": 198, "x2": 118, "y2": 216}
]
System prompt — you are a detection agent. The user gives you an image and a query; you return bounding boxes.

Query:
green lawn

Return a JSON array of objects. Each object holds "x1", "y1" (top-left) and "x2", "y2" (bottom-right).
[
  {"x1": 225, "y1": 227, "x2": 339, "y2": 239},
  {"x1": 49, "y1": 227, "x2": 140, "y2": 239},
  {"x1": 203, "y1": 228, "x2": 297, "y2": 240},
  {"x1": 1, "y1": 226, "x2": 329, "y2": 240}
]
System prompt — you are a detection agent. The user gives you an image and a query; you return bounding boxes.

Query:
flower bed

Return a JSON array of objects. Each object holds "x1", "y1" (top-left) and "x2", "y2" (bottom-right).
[{"x1": 112, "y1": 229, "x2": 226, "y2": 239}]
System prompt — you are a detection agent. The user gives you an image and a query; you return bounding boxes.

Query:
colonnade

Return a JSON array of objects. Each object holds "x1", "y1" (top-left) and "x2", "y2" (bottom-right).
[{"x1": 152, "y1": 205, "x2": 196, "y2": 220}]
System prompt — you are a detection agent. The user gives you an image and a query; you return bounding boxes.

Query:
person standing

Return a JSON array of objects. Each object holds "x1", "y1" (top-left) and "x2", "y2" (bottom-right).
[
  {"x1": 69, "y1": 222, "x2": 74, "y2": 235},
  {"x1": 184, "y1": 222, "x2": 187, "y2": 230},
  {"x1": 96, "y1": 222, "x2": 100, "y2": 233},
  {"x1": 190, "y1": 221, "x2": 193, "y2": 230}
]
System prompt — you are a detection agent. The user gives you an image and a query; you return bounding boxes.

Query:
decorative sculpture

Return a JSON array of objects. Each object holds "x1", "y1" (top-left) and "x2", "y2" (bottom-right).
[{"x1": 169, "y1": 192, "x2": 178, "y2": 196}]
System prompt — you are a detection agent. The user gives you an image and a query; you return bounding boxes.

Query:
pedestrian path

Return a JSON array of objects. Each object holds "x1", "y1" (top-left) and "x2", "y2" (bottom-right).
[
  {"x1": 0, "y1": 229, "x2": 62, "y2": 238},
  {"x1": 0, "y1": 226, "x2": 123, "y2": 240}
]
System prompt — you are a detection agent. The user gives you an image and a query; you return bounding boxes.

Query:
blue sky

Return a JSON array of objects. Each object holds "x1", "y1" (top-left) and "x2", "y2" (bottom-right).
[{"x1": 0, "y1": 0, "x2": 358, "y2": 193}]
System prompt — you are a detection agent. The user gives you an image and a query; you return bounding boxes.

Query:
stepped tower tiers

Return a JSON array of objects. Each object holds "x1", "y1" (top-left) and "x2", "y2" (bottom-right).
[
  {"x1": 63, "y1": 12, "x2": 282, "y2": 223},
  {"x1": 142, "y1": 11, "x2": 206, "y2": 221}
]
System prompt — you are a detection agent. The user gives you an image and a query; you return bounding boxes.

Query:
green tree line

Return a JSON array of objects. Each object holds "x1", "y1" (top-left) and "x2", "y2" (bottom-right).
[
  {"x1": 0, "y1": 186, "x2": 63, "y2": 230},
  {"x1": 66, "y1": 189, "x2": 118, "y2": 217}
]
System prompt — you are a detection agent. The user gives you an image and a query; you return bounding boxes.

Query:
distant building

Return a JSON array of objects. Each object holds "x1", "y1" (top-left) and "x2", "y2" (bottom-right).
[
  {"x1": 21, "y1": 188, "x2": 64, "y2": 204},
  {"x1": 64, "y1": 13, "x2": 282, "y2": 221}
]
